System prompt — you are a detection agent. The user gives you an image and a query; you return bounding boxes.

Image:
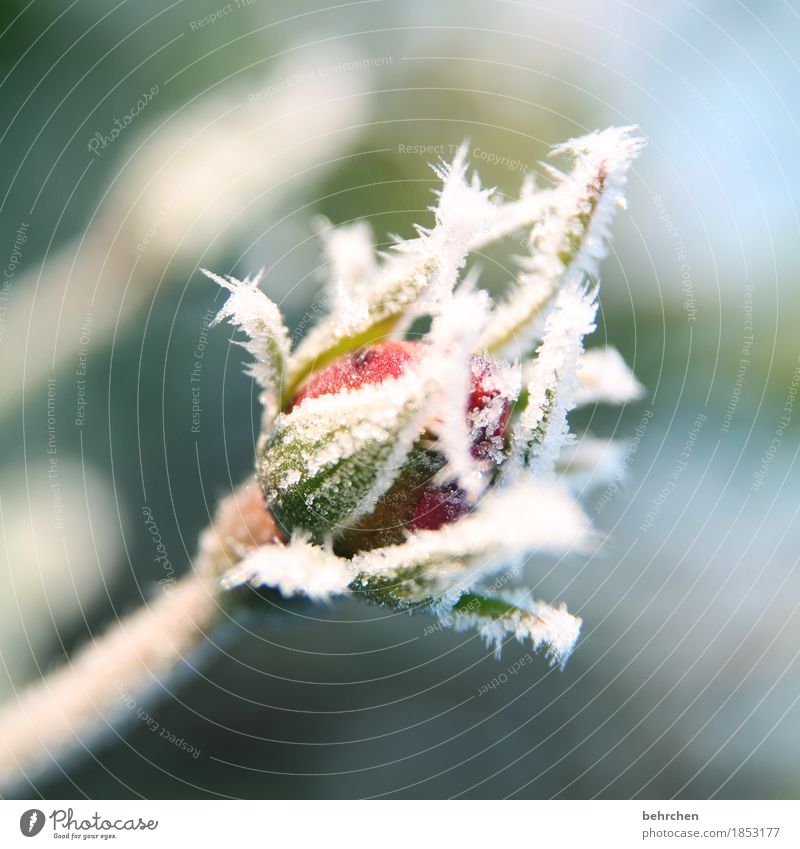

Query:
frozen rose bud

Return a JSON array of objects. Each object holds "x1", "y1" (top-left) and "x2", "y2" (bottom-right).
[{"x1": 207, "y1": 129, "x2": 644, "y2": 665}]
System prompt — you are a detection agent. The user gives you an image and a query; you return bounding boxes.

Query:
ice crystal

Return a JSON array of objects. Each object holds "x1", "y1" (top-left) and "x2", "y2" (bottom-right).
[{"x1": 208, "y1": 126, "x2": 644, "y2": 666}]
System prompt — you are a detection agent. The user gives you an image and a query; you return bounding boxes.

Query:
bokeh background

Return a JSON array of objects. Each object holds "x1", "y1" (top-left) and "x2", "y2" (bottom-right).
[{"x1": 1, "y1": 0, "x2": 799, "y2": 799}]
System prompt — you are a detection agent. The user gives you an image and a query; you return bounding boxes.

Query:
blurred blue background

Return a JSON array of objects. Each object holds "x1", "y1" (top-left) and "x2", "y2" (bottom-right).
[{"x1": 1, "y1": 0, "x2": 798, "y2": 798}]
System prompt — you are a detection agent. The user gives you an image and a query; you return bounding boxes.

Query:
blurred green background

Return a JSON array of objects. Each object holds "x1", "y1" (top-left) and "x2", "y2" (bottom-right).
[{"x1": 1, "y1": 0, "x2": 798, "y2": 798}]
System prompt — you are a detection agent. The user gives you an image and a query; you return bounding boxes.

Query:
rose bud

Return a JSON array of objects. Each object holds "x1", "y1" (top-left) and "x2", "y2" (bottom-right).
[{"x1": 273, "y1": 341, "x2": 513, "y2": 554}]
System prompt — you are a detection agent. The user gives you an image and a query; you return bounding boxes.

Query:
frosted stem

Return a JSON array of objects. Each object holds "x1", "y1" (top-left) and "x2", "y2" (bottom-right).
[{"x1": 0, "y1": 478, "x2": 277, "y2": 789}]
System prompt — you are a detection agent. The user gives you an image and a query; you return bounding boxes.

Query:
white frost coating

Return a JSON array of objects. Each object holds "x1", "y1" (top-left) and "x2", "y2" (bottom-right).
[
  {"x1": 317, "y1": 218, "x2": 376, "y2": 290},
  {"x1": 575, "y1": 346, "x2": 644, "y2": 407},
  {"x1": 267, "y1": 342, "x2": 484, "y2": 528},
  {"x1": 510, "y1": 282, "x2": 598, "y2": 477},
  {"x1": 444, "y1": 593, "x2": 582, "y2": 665},
  {"x1": 273, "y1": 374, "x2": 424, "y2": 486},
  {"x1": 426, "y1": 288, "x2": 492, "y2": 498},
  {"x1": 480, "y1": 276, "x2": 554, "y2": 362},
  {"x1": 315, "y1": 218, "x2": 376, "y2": 334},
  {"x1": 422, "y1": 144, "x2": 505, "y2": 305},
  {"x1": 0, "y1": 570, "x2": 221, "y2": 786},
  {"x1": 266, "y1": 363, "x2": 431, "y2": 520},
  {"x1": 352, "y1": 481, "x2": 589, "y2": 580},
  {"x1": 269, "y1": 294, "x2": 509, "y2": 527},
  {"x1": 221, "y1": 538, "x2": 353, "y2": 601},
  {"x1": 547, "y1": 125, "x2": 645, "y2": 279},
  {"x1": 481, "y1": 126, "x2": 645, "y2": 357},
  {"x1": 469, "y1": 357, "x2": 522, "y2": 465},
  {"x1": 203, "y1": 269, "x2": 291, "y2": 421},
  {"x1": 479, "y1": 173, "x2": 546, "y2": 245}
]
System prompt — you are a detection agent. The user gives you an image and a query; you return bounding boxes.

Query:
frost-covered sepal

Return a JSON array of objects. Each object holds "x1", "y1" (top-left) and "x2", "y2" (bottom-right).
[
  {"x1": 259, "y1": 368, "x2": 431, "y2": 538},
  {"x1": 508, "y1": 282, "x2": 598, "y2": 477},
  {"x1": 481, "y1": 126, "x2": 644, "y2": 358},
  {"x1": 350, "y1": 480, "x2": 591, "y2": 604},
  {"x1": 438, "y1": 592, "x2": 582, "y2": 666},
  {"x1": 203, "y1": 269, "x2": 291, "y2": 422},
  {"x1": 221, "y1": 537, "x2": 353, "y2": 601}
]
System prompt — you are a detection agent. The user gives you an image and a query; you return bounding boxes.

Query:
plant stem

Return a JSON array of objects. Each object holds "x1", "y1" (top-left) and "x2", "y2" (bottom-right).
[{"x1": 0, "y1": 477, "x2": 278, "y2": 788}]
